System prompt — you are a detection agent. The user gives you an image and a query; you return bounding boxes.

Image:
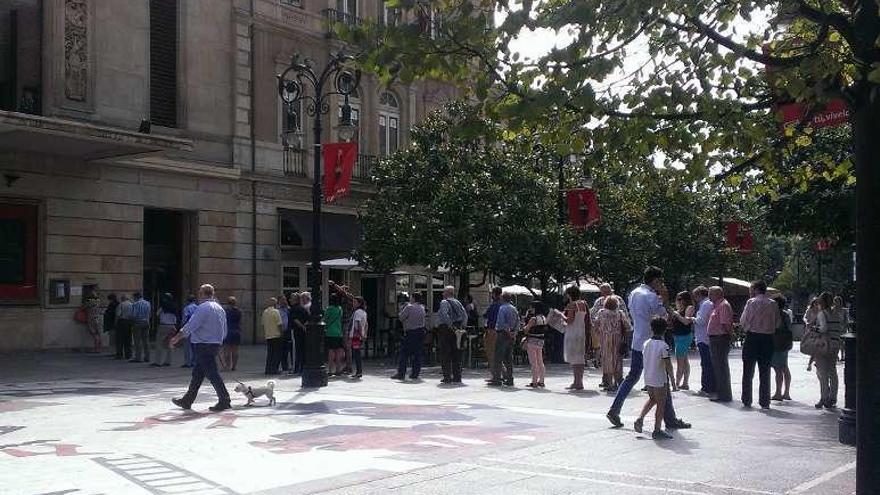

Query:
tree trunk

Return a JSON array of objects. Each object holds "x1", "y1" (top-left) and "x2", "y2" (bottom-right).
[
  {"x1": 853, "y1": 80, "x2": 880, "y2": 492},
  {"x1": 457, "y1": 271, "x2": 470, "y2": 300}
]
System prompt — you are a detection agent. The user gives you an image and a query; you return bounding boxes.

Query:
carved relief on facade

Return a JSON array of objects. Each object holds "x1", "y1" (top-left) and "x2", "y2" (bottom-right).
[{"x1": 64, "y1": 0, "x2": 88, "y2": 102}]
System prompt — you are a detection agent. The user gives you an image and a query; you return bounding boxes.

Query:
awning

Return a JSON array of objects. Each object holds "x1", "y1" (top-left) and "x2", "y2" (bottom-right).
[
  {"x1": 562, "y1": 280, "x2": 602, "y2": 293},
  {"x1": 0, "y1": 110, "x2": 192, "y2": 159},
  {"x1": 709, "y1": 277, "x2": 778, "y2": 293},
  {"x1": 318, "y1": 257, "x2": 364, "y2": 271},
  {"x1": 501, "y1": 285, "x2": 542, "y2": 296}
]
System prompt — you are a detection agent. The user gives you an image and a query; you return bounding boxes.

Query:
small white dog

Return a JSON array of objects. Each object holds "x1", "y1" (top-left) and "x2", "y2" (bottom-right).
[{"x1": 234, "y1": 380, "x2": 276, "y2": 406}]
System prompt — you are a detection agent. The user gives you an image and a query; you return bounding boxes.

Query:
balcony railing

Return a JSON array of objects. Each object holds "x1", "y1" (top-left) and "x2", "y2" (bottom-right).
[
  {"x1": 283, "y1": 145, "x2": 307, "y2": 177},
  {"x1": 354, "y1": 153, "x2": 377, "y2": 182},
  {"x1": 322, "y1": 8, "x2": 363, "y2": 35}
]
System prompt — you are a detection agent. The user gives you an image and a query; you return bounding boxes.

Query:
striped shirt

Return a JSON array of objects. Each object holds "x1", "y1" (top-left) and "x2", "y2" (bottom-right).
[{"x1": 131, "y1": 299, "x2": 152, "y2": 325}]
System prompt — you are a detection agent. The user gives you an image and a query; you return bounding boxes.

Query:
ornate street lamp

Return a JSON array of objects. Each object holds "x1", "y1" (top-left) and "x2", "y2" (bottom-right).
[{"x1": 277, "y1": 52, "x2": 360, "y2": 388}]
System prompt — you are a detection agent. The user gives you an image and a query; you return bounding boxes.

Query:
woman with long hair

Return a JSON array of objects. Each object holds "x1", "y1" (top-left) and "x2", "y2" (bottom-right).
[
  {"x1": 523, "y1": 300, "x2": 548, "y2": 388},
  {"x1": 152, "y1": 293, "x2": 178, "y2": 367},
  {"x1": 325, "y1": 294, "x2": 346, "y2": 376},
  {"x1": 349, "y1": 296, "x2": 368, "y2": 379},
  {"x1": 669, "y1": 291, "x2": 695, "y2": 390},
  {"x1": 771, "y1": 295, "x2": 793, "y2": 401},
  {"x1": 596, "y1": 295, "x2": 631, "y2": 392},
  {"x1": 562, "y1": 286, "x2": 589, "y2": 390},
  {"x1": 814, "y1": 292, "x2": 845, "y2": 409}
]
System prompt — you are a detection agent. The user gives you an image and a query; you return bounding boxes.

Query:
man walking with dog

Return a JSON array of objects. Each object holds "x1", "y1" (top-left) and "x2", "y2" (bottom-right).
[{"x1": 170, "y1": 284, "x2": 231, "y2": 412}]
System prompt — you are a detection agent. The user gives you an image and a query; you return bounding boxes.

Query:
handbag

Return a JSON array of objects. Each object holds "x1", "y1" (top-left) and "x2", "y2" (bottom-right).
[
  {"x1": 800, "y1": 325, "x2": 829, "y2": 356},
  {"x1": 74, "y1": 307, "x2": 88, "y2": 324}
]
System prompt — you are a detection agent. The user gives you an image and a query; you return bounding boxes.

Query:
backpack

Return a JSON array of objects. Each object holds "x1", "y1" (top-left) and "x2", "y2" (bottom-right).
[{"x1": 773, "y1": 312, "x2": 793, "y2": 352}]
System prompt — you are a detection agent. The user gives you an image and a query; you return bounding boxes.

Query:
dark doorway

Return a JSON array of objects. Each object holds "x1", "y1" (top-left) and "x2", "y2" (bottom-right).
[{"x1": 143, "y1": 209, "x2": 192, "y2": 309}]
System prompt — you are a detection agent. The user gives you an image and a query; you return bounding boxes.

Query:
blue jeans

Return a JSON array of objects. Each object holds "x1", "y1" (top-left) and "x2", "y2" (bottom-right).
[
  {"x1": 398, "y1": 328, "x2": 425, "y2": 378},
  {"x1": 697, "y1": 342, "x2": 715, "y2": 393},
  {"x1": 181, "y1": 344, "x2": 230, "y2": 406},
  {"x1": 610, "y1": 350, "x2": 677, "y2": 424}
]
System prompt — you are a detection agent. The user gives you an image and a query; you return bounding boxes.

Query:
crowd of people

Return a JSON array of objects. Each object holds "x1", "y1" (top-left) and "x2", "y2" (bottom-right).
[{"x1": 82, "y1": 266, "x2": 849, "y2": 431}]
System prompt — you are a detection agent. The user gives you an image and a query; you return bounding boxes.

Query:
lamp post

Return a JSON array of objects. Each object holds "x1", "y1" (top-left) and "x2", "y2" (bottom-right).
[{"x1": 277, "y1": 52, "x2": 360, "y2": 388}]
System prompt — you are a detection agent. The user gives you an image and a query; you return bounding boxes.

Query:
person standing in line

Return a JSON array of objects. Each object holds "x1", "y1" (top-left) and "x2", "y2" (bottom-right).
[
  {"x1": 739, "y1": 280, "x2": 781, "y2": 409},
  {"x1": 349, "y1": 296, "x2": 368, "y2": 379},
  {"x1": 607, "y1": 266, "x2": 691, "y2": 430},
  {"x1": 465, "y1": 294, "x2": 479, "y2": 329},
  {"x1": 482, "y1": 287, "x2": 503, "y2": 381},
  {"x1": 771, "y1": 295, "x2": 793, "y2": 401},
  {"x1": 489, "y1": 292, "x2": 519, "y2": 387},
  {"x1": 393, "y1": 293, "x2": 427, "y2": 380},
  {"x1": 277, "y1": 294, "x2": 292, "y2": 373},
  {"x1": 222, "y1": 296, "x2": 242, "y2": 371},
  {"x1": 814, "y1": 292, "x2": 845, "y2": 409},
  {"x1": 262, "y1": 297, "x2": 283, "y2": 376},
  {"x1": 595, "y1": 295, "x2": 631, "y2": 392},
  {"x1": 523, "y1": 300, "x2": 548, "y2": 388},
  {"x1": 130, "y1": 292, "x2": 152, "y2": 363},
  {"x1": 707, "y1": 286, "x2": 734, "y2": 403},
  {"x1": 151, "y1": 293, "x2": 179, "y2": 367},
  {"x1": 181, "y1": 295, "x2": 198, "y2": 368},
  {"x1": 437, "y1": 286, "x2": 468, "y2": 384},
  {"x1": 115, "y1": 294, "x2": 133, "y2": 360},
  {"x1": 337, "y1": 285, "x2": 356, "y2": 375},
  {"x1": 669, "y1": 291, "x2": 695, "y2": 391},
  {"x1": 691, "y1": 286, "x2": 715, "y2": 397},
  {"x1": 633, "y1": 317, "x2": 677, "y2": 440},
  {"x1": 291, "y1": 292, "x2": 311, "y2": 374},
  {"x1": 324, "y1": 294, "x2": 346, "y2": 376},
  {"x1": 104, "y1": 294, "x2": 119, "y2": 355},
  {"x1": 170, "y1": 284, "x2": 231, "y2": 412},
  {"x1": 562, "y1": 286, "x2": 589, "y2": 391},
  {"x1": 84, "y1": 290, "x2": 103, "y2": 354},
  {"x1": 285, "y1": 292, "x2": 301, "y2": 375}
]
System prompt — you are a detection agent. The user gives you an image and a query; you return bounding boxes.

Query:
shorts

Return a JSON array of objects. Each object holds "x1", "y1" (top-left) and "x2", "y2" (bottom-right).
[
  {"x1": 771, "y1": 350, "x2": 788, "y2": 369},
  {"x1": 525, "y1": 337, "x2": 545, "y2": 349},
  {"x1": 325, "y1": 336, "x2": 344, "y2": 350},
  {"x1": 647, "y1": 385, "x2": 668, "y2": 402},
  {"x1": 673, "y1": 334, "x2": 692, "y2": 357}
]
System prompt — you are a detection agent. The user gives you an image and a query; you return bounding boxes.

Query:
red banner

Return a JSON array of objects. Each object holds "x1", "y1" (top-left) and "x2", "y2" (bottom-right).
[
  {"x1": 779, "y1": 99, "x2": 849, "y2": 130},
  {"x1": 725, "y1": 222, "x2": 754, "y2": 254},
  {"x1": 567, "y1": 188, "x2": 601, "y2": 229},
  {"x1": 815, "y1": 239, "x2": 833, "y2": 252},
  {"x1": 322, "y1": 142, "x2": 358, "y2": 204}
]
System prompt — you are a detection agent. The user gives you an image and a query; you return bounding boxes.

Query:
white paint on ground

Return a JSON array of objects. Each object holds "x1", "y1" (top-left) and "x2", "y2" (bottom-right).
[{"x1": 786, "y1": 461, "x2": 856, "y2": 494}]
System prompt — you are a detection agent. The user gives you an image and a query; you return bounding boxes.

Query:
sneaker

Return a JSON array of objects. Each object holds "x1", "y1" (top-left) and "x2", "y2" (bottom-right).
[
  {"x1": 209, "y1": 402, "x2": 231, "y2": 412},
  {"x1": 782, "y1": 394, "x2": 792, "y2": 401},
  {"x1": 679, "y1": 384, "x2": 689, "y2": 391},
  {"x1": 486, "y1": 381, "x2": 502, "y2": 387},
  {"x1": 815, "y1": 401, "x2": 825, "y2": 409},
  {"x1": 667, "y1": 419, "x2": 691, "y2": 430},
  {"x1": 771, "y1": 394, "x2": 783, "y2": 401},
  {"x1": 606, "y1": 411, "x2": 623, "y2": 428},
  {"x1": 440, "y1": 378, "x2": 453, "y2": 384},
  {"x1": 171, "y1": 398, "x2": 191, "y2": 410},
  {"x1": 824, "y1": 403, "x2": 837, "y2": 410},
  {"x1": 652, "y1": 430, "x2": 673, "y2": 440},
  {"x1": 633, "y1": 418, "x2": 644, "y2": 433},
  {"x1": 390, "y1": 374, "x2": 405, "y2": 380},
  {"x1": 354, "y1": 374, "x2": 363, "y2": 379},
  {"x1": 502, "y1": 381, "x2": 514, "y2": 387},
  {"x1": 537, "y1": 382, "x2": 545, "y2": 388}
]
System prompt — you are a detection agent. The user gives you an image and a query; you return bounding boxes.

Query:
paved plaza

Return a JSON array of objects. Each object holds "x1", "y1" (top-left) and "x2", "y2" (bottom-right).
[{"x1": 0, "y1": 347, "x2": 855, "y2": 495}]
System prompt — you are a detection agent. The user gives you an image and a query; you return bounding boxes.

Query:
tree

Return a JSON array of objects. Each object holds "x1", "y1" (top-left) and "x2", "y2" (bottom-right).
[{"x1": 346, "y1": 2, "x2": 878, "y2": 482}]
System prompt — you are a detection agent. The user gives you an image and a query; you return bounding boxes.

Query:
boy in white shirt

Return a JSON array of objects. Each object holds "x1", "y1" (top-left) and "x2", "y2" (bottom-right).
[{"x1": 635, "y1": 316, "x2": 678, "y2": 439}]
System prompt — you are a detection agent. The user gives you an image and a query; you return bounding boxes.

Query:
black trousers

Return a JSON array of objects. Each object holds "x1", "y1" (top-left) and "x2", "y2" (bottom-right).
[
  {"x1": 293, "y1": 329, "x2": 306, "y2": 373},
  {"x1": 115, "y1": 319, "x2": 132, "y2": 359},
  {"x1": 398, "y1": 328, "x2": 425, "y2": 378},
  {"x1": 280, "y1": 331, "x2": 292, "y2": 371},
  {"x1": 492, "y1": 331, "x2": 514, "y2": 384},
  {"x1": 181, "y1": 343, "x2": 230, "y2": 406},
  {"x1": 742, "y1": 332, "x2": 774, "y2": 407},
  {"x1": 265, "y1": 338, "x2": 283, "y2": 375},
  {"x1": 438, "y1": 326, "x2": 462, "y2": 381},
  {"x1": 709, "y1": 334, "x2": 733, "y2": 401}
]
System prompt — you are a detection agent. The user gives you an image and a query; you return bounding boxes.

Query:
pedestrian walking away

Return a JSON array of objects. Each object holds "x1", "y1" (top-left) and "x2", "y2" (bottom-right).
[
  {"x1": 170, "y1": 284, "x2": 231, "y2": 412},
  {"x1": 633, "y1": 317, "x2": 677, "y2": 440},
  {"x1": 393, "y1": 293, "x2": 427, "y2": 380}
]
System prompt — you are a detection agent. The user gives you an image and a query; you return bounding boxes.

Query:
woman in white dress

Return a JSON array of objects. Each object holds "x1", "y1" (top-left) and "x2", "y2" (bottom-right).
[{"x1": 562, "y1": 286, "x2": 589, "y2": 390}]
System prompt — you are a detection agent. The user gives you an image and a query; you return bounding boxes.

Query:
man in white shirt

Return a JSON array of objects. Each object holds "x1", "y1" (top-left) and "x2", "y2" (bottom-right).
[
  {"x1": 691, "y1": 286, "x2": 715, "y2": 396},
  {"x1": 607, "y1": 266, "x2": 691, "y2": 431}
]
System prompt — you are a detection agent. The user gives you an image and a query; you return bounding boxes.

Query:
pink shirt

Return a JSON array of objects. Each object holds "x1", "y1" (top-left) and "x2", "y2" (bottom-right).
[
  {"x1": 707, "y1": 299, "x2": 733, "y2": 336},
  {"x1": 740, "y1": 294, "x2": 781, "y2": 335}
]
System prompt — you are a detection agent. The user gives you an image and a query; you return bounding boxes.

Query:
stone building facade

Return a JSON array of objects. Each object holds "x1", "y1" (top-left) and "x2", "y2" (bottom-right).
[{"x1": 0, "y1": 0, "x2": 456, "y2": 350}]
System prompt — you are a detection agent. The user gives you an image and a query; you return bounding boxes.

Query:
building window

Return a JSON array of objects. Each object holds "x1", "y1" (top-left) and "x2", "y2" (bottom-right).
[
  {"x1": 336, "y1": 0, "x2": 357, "y2": 17},
  {"x1": 0, "y1": 203, "x2": 38, "y2": 302},
  {"x1": 378, "y1": 91, "x2": 400, "y2": 156},
  {"x1": 418, "y1": 7, "x2": 438, "y2": 39},
  {"x1": 281, "y1": 0, "x2": 303, "y2": 7},
  {"x1": 149, "y1": 0, "x2": 178, "y2": 128},
  {"x1": 337, "y1": 88, "x2": 361, "y2": 144},
  {"x1": 381, "y1": 2, "x2": 400, "y2": 26}
]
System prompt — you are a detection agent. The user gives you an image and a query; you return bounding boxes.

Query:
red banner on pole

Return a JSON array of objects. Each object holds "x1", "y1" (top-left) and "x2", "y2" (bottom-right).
[
  {"x1": 778, "y1": 99, "x2": 849, "y2": 130},
  {"x1": 725, "y1": 222, "x2": 754, "y2": 254},
  {"x1": 322, "y1": 142, "x2": 358, "y2": 204},
  {"x1": 566, "y1": 188, "x2": 601, "y2": 229}
]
